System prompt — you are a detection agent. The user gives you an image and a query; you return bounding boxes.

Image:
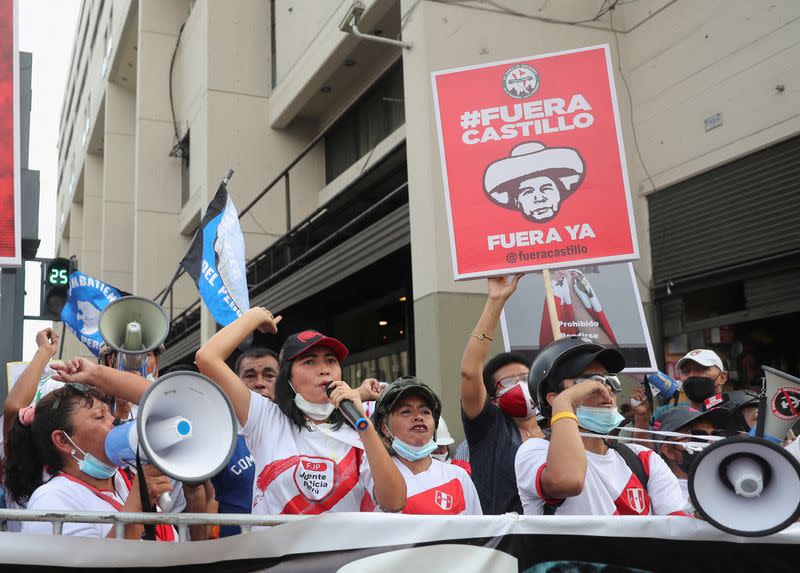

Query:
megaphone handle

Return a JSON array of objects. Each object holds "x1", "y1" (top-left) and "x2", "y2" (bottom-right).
[{"x1": 158, "y1": 492, "x2": 174, "y2": 513}]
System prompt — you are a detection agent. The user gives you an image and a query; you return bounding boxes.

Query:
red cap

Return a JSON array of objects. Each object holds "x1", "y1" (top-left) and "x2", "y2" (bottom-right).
[{"x1": 279, "y1": 330, "x2": 349, "y2": 365}]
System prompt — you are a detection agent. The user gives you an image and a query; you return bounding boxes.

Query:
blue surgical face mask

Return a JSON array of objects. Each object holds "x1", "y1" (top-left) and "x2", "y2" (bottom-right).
[
  {"x1": 576, "y1": 406, "x2": 626, "y2": 434},
  {"x1": 384, "y1": 427, "x2": 437, "y2": 461},
  {"x1": 63, "y1": 433, "x2": 118, "y2": 479}
]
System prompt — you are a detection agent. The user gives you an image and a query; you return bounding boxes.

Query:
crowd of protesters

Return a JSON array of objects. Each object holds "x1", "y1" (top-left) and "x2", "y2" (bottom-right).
[{"x1": 0, "y1": 275, "x2": 793, "y2": 541}]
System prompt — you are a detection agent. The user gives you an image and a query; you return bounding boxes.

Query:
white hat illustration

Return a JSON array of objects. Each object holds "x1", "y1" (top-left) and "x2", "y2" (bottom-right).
[{"x1": 483, "y1": 141, "x2": 585, "y2": 222}]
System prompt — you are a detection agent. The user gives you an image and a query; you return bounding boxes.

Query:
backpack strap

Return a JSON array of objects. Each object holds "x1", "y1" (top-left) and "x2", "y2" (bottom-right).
[{"x1": 605, "y1": 439, "x2": 650, "y2": 490}]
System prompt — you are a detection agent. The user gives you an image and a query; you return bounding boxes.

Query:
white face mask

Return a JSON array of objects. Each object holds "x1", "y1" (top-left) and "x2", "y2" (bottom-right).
[
  {"x1": 290, "y1": 382, "x2": 335, "y2": 421},
  {"x1": 431, "y1": 452, "x2": 449, "y2": 462}
]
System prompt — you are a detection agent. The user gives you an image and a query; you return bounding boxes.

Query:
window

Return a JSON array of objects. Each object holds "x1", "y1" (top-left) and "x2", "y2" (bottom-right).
[
  {"x1": 90, "y1": 0, "x2": 105, "y2": 48},
  {"x1": 101, "y1": 6, "x2": 113, "y2": 77},
  {"x1": 324, "y1": 62, "x2": 404, "y2": 183},
  {"x1": 82, "y1": 95, "x2": 91, "y2": 147}
]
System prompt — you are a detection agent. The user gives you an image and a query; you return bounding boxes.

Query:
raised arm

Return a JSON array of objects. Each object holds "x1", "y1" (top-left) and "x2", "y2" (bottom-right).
[
  {"x1": 539, "y1": 381, "x2": 612, "y2": 498},
  {"x1": 460, "y1": 275, "x2": 522, "y2": 419},
  {"x1": 50, "y1": 357, "x2": 150, "y2": 404},
  {"x1": 195, "y1": 307, "x2": 281, "y2": 426},
  {"x1": 3, "y1": 328, "x2": 59, "y2": 441}
]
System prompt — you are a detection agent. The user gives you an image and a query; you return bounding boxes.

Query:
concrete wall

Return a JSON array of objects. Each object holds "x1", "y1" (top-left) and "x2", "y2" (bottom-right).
[{"x1": 274, "y1": 0, "x2": 343, "y2": 85}]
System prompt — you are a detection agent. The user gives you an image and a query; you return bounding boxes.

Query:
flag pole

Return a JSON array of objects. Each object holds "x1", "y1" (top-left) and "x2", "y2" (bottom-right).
[
  {"x1": 542, "y1": 269, "x2": 562, "y2": 341},
  {"x1": 157, "y1": 169, "x2": 234, "y2": 306}
]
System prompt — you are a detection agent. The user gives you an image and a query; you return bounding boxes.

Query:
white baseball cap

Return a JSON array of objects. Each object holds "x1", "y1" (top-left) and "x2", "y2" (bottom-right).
[
  {"x1": 435, "y1": 417, "x2": 455, "y2": 446},
  {"x1": 676, "y1": 349, "x2": 725, "y2": 372}
]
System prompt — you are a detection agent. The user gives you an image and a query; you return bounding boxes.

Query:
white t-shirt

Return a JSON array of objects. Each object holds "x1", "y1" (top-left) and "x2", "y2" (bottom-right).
[
  {"x1": 22, "y1": 472, "x2": 180, "y2": 539},
  {"x1": 22, "y1": 473, "x2": 131, "y2": 537},
  {"x1": 676, "y1": 477, "x2": 696, "y2": 513},
  {"x1": 362, "y1": 456, "x2": 482, "y2": 515},
  {"x1": 242, "y1": 392, "x2": 371, "y2": 515},
  {"x1": 515, "y1": 438, "x2": 686, "y2": 516}
]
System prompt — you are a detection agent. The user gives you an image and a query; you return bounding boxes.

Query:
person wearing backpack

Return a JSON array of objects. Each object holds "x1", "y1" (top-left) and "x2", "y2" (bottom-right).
[{"x1": 516, "y1": 337, "x2": 686, "y2": 516}]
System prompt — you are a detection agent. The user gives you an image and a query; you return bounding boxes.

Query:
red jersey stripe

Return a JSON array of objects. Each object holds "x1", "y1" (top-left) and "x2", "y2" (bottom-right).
[
  {"x1": 402, "y1": 478, "x2": 466, "y2": 515},
  {"x1": 281, "y1": 448, "x2": 360, "y2": 514}
]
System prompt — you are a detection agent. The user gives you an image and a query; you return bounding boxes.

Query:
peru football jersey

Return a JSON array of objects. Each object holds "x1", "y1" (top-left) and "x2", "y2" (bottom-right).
[
  {"x1": 242, "y1": 392, "x2": 370, "y2": 515},
  {"x1": 362, "y1": 457, "x2": 482, "y2": 515},
  {"x1": 515, "y1": 438, "x2": 685, "y2": 516}
]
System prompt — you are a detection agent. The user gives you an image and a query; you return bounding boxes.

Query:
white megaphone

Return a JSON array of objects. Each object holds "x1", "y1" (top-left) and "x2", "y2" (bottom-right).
[
  {"x1": 688, "y1": 435, "x2": 800, "y2": 537},
  {"x1": 756, "y1": 366, "x2": 800, "y2": 443},
  {"x1": 99, "y1": 296, "x2": 169, "y2": 375},
  {"x1": 105, "y1": 371, "x2": 237, "y2": 511}
]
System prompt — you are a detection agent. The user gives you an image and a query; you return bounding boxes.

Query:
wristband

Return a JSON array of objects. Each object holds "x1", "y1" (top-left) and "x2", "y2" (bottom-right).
[{"x1": 550, "y1": 411, "x2": 579, "y2": 425}]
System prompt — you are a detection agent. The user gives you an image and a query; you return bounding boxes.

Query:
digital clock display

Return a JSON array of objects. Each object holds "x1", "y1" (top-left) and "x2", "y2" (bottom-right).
[{"x1": 46, "y1": 259, "x2": 71, "y2": 285}]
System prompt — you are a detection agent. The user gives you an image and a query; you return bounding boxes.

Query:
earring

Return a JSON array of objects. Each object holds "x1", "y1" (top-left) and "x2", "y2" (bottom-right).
[{"x1": 71, "y1": 450, "x2": 76, "y2": 455}]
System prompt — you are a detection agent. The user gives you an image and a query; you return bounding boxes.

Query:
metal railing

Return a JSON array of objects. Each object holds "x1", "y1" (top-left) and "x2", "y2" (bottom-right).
[{"x1": 0, "y1": 509, "x2": 310, "y2": 542}]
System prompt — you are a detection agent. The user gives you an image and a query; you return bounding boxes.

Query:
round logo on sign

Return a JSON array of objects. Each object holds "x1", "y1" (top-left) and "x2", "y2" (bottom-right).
[
  {"x1": 770, "y1": 387, "x2": 800, "y2": 420},
  {"x1": 502, "y1": 64, "x2": 539, "y2": 99}
]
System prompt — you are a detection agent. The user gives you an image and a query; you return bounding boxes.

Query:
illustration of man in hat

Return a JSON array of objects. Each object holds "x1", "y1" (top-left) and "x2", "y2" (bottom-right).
[{"x1": 483, "y1": 141, "x2": 585, "y2": 223}]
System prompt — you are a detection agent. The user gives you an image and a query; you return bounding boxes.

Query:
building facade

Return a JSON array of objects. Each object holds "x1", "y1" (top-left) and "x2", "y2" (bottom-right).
[{"x1": 56, "y1": 0, "x2": 800, "y2": 441}]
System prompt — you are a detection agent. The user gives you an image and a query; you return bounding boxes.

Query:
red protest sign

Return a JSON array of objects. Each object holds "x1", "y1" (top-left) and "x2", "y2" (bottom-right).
[{"x1": 432, "y1": 45, "x2": 638, "y2": 280}]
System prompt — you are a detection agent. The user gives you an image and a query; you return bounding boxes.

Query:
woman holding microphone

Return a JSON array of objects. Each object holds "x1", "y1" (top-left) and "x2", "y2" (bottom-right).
[{"x1": 194, "y1": 307, "x2": 406, "y2": 515}]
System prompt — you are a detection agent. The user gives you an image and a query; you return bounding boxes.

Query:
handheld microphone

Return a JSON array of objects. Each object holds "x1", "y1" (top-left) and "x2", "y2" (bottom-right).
[{"x1": 325, "y1": 383, "x2": 369, "y2": 432}]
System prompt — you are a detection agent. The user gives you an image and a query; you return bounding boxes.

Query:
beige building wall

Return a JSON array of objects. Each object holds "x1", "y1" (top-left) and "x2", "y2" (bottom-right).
[{"x1": 102, "y1": 82, "x2": 136, "y2": 293}]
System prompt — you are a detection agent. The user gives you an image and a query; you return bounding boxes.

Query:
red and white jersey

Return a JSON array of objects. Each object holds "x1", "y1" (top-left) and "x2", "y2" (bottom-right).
[
  {"x1": 361, "y1": 457, "x2": 482, "y2": 515},
  {"x1": 242, "y1": 392, "x2": 370, "y2": 515},
  {"x1": 515, "y1": 438, "x2": 686, "y2": 516}
]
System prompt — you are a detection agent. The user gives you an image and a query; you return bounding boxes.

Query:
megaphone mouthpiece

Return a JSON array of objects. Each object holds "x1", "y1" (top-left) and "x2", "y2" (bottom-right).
[
  {"x1": 123, "y1": 321, "x2": 144, "y2": 351},
  {"x1": 145, "y1": 416, "x2": 193, "y2": 451},
  {"x1": 725, "y1": 456, "x2": 765, "y2": 498}
]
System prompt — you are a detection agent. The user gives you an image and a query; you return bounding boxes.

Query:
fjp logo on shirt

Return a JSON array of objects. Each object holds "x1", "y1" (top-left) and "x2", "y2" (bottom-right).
[
  {"x1": 434, "y1": 490, "x2": 454, "y2": 511},
  {"x1": 293, "y1": 456, "x2": 335, "y2": 501},
  {"x1": 626, "y1": 488, "x2": 647, "y2": 514}
]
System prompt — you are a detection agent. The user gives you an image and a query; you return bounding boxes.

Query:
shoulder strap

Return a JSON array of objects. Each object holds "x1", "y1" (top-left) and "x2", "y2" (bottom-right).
[{"x1": 606, "y1": 440, "x2": 649, "y2": 490}]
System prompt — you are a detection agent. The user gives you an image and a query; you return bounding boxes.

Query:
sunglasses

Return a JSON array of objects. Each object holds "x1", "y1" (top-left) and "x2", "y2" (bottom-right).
[
  {"x1": 574, "y1": 374, "x2": 622, "y2": 394},
  {"x1": 689, "y1": 429, "x2": 726, "y2": 438},
  {"x1": 50, "y1": 383, "x2": 115, "y2": 414}
]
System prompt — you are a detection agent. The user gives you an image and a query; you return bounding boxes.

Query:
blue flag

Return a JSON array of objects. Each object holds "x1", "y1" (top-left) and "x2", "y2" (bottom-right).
[
  {"x1": 60, "y1": 271, "x2": 123, "y2": 356},
  {"x1": 180, "y1": 176, "x2": 250, "y2": 326}
]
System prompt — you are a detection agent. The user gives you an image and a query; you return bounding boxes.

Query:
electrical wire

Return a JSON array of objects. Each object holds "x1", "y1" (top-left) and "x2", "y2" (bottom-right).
[
  {"x1": 418, "y1": 0, "x2": 619, "y2": 29},
  {"x1": 168, "y1": 21, "x2": 188, "y2": 157},
  {"x1": 605, "y1": 8, "x2": 659, "y2": 290},
  {"x1": 609, "y1": 9, "x2": 657, "y2": 195}
]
